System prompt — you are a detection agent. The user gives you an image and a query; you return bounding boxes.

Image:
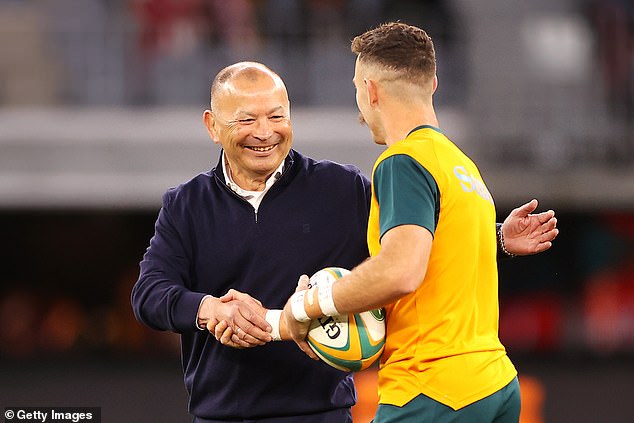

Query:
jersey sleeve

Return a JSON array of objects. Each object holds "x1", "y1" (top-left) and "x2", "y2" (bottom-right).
[{"x1": 374, "y1": 154, "x2": 440, "y2": 240}]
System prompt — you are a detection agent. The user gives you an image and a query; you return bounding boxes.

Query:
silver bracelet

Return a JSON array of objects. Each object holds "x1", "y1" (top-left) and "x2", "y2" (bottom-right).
[{"x1": 497, "y1": 224, "x2": 516, "y2": 258}]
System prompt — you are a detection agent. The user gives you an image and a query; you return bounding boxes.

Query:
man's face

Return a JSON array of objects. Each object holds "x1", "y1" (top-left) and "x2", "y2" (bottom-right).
[{"x1": 210, "y1": 76, "x2": 292, "y2": 184}]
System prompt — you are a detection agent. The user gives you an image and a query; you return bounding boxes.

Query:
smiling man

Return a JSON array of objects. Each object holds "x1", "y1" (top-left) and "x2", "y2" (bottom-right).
[
  {"x1": 131, "y1": 62, "x2": 372, "y2": 422},
  {"x1": 203, "y1": 63, "x2": 292, "y2": 193}
]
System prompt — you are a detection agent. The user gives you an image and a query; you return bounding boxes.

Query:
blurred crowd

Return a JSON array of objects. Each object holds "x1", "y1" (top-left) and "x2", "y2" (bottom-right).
[
  {"x1": 0, "y1": 0, "x2": 463, "y2": 106},
  {"x1": 0, "y1": 213, "x2": 180, "y2": 359},
  {"x1": 1, "y1": 0, "x2": 632, "y2": 112},
  {"x1": 585, "y1": 0, "x2": 634, "y2": 119},
  {"x1": 1, "y1": 0, "x2": 632, "y2": 164}
]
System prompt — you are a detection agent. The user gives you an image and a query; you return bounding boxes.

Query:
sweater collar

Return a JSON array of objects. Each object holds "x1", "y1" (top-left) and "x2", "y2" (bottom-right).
[
  {"x1": 213, "y1": 150, "x2": 296, "y2": 186},
  {"x1": 221, "y1": 151, "x2": 284, "y2": 195}
]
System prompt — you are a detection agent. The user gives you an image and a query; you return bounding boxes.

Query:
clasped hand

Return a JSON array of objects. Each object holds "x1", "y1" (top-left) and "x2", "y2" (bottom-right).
[
  {"x1": 200, "y1": 290, "x2": 272, "y2": 348},
  {"x1": 206, "y1": 278, "x2": 319, "y2": 359}
]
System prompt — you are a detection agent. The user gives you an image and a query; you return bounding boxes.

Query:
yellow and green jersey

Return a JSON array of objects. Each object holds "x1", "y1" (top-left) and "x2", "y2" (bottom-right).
[{"x1": 368, "y1": 125, "x2": 517, "y2": 410}]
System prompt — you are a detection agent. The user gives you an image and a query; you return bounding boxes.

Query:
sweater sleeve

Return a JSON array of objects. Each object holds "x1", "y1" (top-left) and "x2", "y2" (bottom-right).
[{"x1": 131, "y1": 190, "x2": 206, "y2": 333}]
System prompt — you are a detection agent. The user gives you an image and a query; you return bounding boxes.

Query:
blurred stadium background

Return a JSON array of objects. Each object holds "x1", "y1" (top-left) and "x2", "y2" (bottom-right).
[{"x1": 0, "y1": 0, "x2": 632, "y2": 421}]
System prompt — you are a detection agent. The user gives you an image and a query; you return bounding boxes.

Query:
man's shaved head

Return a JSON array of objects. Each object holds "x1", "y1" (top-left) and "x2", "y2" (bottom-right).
[{"x1": 210, "y1": 62, "x2": 288, "y2": 110}]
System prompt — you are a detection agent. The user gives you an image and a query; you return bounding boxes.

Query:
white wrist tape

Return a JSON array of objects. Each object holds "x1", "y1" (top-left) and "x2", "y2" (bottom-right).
[
  {"x1": 317, "y1": 279, "x2": 339, "y2": 316},
  {"x1": 290, "y1": 291, "x2": 310, "y2": 322},
  {"x1": 306, "y1": 287, "x2": 316, "y2": 306},
  {"x1": 265, "y1": 309, "x2": 282, "y2": 341}
]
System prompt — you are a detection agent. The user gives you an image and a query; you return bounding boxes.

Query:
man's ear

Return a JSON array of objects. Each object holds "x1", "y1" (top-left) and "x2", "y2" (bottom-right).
[
  {"x1": 203, "y1": 110, "x2": 221, "y2": 145},
  {"x1": 365, "y1": 78, "x2": 380, "y2": 107},
  {"x1": 432, "y1": 75, "x2": 438, "y2": 94}
]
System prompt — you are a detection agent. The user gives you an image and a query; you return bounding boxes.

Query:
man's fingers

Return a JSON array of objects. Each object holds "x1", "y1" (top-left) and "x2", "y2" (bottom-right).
[
  {"x1": 219, "y1": 290, "x2": 236, "y2": 303},
  {"x1": 533, "y1": 219, "x2": 557, "y2": 242},
  {"x1": 217, "y1": 326, "x2": 251, "y2": 349},
  {"x1": 233, "y1": 309, "x2": 272, "y2": 342},
  {"x1": 220, "y1": 288, "x2": 259, "y2": 303},
  {"x1": 226, "y1": 289, "x2": 264, "y2": 308},
  {"x1": 532, "y1": 241, "x2": 552, "y2": 254},
  {"x1": 541, "y1": 228, "x2": 559, "y2": 243},
  {"x1": 216, "y1": 321, "x2": 233, "y2": 343},
  {"x1": 238, "y1": 323, "x2": 272, "y2": 343},
  {"x1": 527, "y1": 228, "x2": 558, "y2": 254},
  {"x1": 212, "y1": 320, "x2": 227, "y2": 339},
  {"x1": 511, "y1": 199, "x2": 538, "y2": 217},
  {"x1": 242, "y1": 305, "x2": 272, "y2": 332},
  {"x1": 225, "y1": 327, "x2": 266, "y2": 348},
  {"x1": 535, "y1": 210, "x2": 556, "y2": 224},
  {"x1": 296, "y1": 274, "x2": 310, "y2": 292},
  {"x1": 219, "y1": 299, "x2": 271, "y2": 337},
  {"x1": 237, "y1": 327, "x2": 267, "y2": 346},
  {"x1": 229, "y1": 333, "x2": 248, "y2": 348},
  {"x1": 543, "y1": 216, "x2": 557, "y2": 230},
  {"x1": 219, "y1": 289, "x2": 262, "y2": 307},
  {"x1": 211, "y1": 300, "x2": 274, "y2": 348}
]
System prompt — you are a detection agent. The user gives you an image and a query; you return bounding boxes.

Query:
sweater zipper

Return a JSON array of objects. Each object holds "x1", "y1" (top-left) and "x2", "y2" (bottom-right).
[
  {"x1": 215, "y1": 176, "x2": 258, "y2": 222},
  {"x1": 255, "y1": 163, "x2": 292, "y2": 223},
  {"x1": 215, "y1": 162, "x2": 291, "y2": 224}
]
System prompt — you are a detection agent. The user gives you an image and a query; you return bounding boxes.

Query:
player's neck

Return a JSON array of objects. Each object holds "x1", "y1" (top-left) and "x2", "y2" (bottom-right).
[{"x1": 383, "y1": 104, "x2": 438, "y2": 146}]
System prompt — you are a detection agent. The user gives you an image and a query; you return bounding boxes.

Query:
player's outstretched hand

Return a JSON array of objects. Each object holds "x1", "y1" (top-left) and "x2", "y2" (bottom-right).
[{"x1": 502, "y1": 199, "x2": 559, "y2": 256}]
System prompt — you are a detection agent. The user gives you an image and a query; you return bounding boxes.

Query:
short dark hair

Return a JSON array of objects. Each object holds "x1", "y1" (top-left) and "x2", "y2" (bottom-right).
[{"x1": 351, "y1": 22, "x2": 436, "y2": 83}]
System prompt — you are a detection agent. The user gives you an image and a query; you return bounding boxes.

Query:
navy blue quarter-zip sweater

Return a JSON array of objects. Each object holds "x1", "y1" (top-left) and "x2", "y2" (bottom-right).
[{"x1": 132, "y1": 149, "x2": 371, "y2": 421}]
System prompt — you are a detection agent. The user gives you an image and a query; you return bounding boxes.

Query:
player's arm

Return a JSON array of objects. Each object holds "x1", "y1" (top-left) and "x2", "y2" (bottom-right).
[
  {"x1": 329, "y1": 224, "x2": 432, "y2": 313},
  {"x1": 281, "y1": 224, "x2": 431, "y2": 350},
  {"x1": 330, "y1": 154, "x2": 436, "y2": 312},
  {"x1": 282, "y1": 154, "x2": 436, "y2": 346},
  {"x1": 292, "y1": 225, "x2": 430, "y2": 315}
]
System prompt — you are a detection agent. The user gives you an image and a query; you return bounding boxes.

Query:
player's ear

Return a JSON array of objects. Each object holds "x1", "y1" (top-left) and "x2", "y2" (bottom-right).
[
  {"x1": 203, "y1": 110, "x2": 221, "y2": 145},
  {"x1": 432, "y1": 75, "x2": 438, "y2": 94},
  {"x1": 365, "y1": 79, "x2": 380, "y2": 107}
]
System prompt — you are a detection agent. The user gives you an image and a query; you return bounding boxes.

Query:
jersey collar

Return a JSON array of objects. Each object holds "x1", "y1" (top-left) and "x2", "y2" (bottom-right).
[{"x1": 407, "y1": 125, "x2": 443, "y2": 138}]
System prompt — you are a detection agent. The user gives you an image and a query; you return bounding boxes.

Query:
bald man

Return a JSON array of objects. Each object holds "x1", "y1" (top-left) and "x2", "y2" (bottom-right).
[{"x1": 132, "y1": 62, "x2": 372, "y2": 422}]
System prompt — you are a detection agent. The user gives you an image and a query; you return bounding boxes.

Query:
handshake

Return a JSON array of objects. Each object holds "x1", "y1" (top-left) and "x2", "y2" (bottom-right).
[
  {"x1": 197, "y1": 274, "x2": 320, "y2": 359},
  {"x1": 197, "y1": 267, "x2": 386, "y2": 373}
]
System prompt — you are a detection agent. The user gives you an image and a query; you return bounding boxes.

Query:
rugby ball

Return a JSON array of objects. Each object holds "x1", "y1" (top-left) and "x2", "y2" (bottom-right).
[{"x1": 306, "y1": 267, "x2": 386, "y2": 372}]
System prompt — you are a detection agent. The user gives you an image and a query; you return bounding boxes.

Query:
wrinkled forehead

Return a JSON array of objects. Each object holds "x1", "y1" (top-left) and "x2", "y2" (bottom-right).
[
  {"x1": 224, "y1": 76, "x2": 286, "y2": 99},
  {"x1": 213, "y1": 72, "x2": 289, "y2": 115}
]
